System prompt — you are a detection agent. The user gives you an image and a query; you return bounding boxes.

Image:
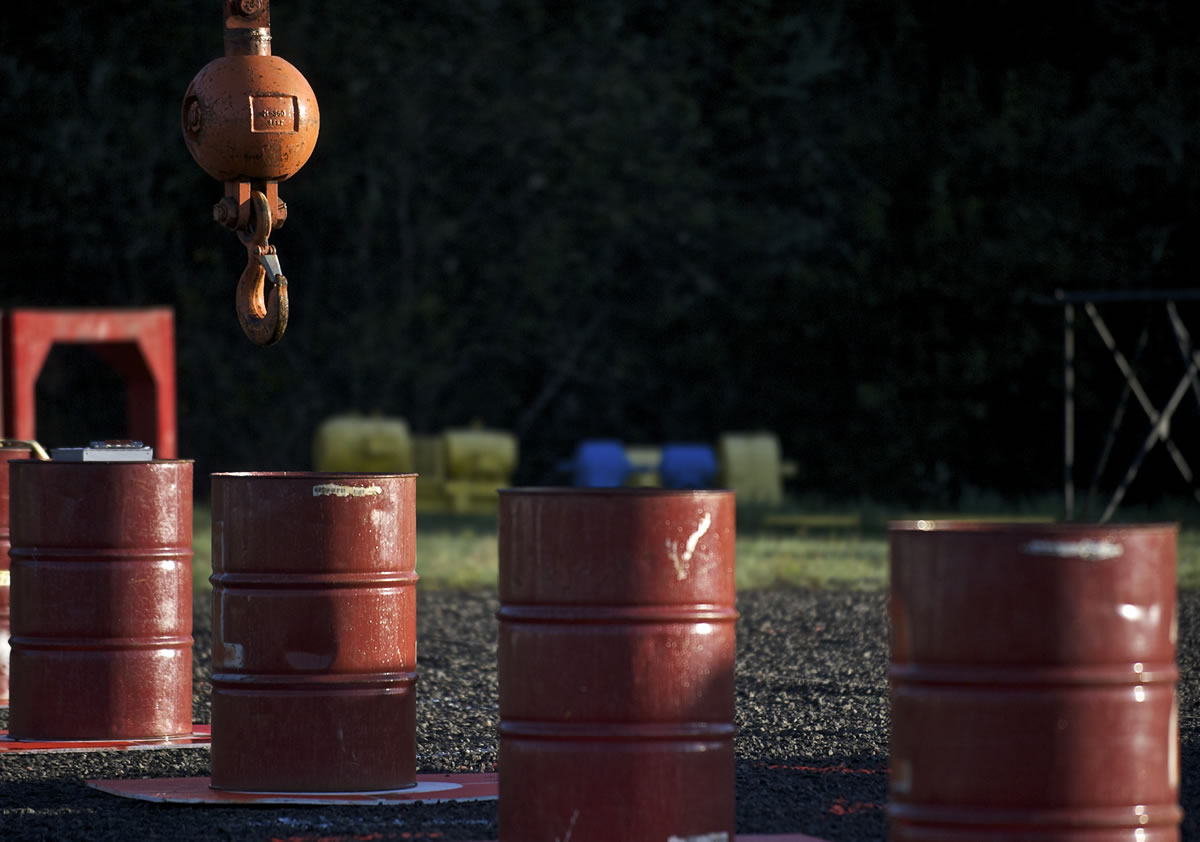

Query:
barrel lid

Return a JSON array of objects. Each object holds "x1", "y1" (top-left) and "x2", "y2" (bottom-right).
[{"x1": 49, "y1": 441, "x2": 154, "y2": 462}]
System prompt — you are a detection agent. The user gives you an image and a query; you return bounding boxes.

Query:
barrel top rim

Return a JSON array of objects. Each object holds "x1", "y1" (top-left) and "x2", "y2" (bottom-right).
[
  {"x1": 499, "y1": 486, "x2": 733, "y2": 497},
  {"x1": 212, "y1": 471, "x2": 418, "y2": 479},
  {"x1": 9, "y1": 458, "x2": 194, "y2": 465},
  {"x1": 889, "y1": 519, "x2": 1178, "y2": 532}
]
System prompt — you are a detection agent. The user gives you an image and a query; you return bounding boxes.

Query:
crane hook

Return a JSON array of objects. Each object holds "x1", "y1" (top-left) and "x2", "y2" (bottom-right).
[{"x1": 235, "y1": 190, "x2": 289, "y2": 346}]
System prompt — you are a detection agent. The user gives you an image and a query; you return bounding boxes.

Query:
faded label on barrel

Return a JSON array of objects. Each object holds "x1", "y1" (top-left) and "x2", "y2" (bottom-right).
[
  {"x1": 0, "y1": 570, "x2": 8, "y2": 587},
  {"x1": 1020, "y1": 539, "x2": 1123, "y2": 560},
  {"x1": 668, "y1": 834, "x2": 730, "y2": 842},
  {"x1": 312, "y1": 483, "x2": 383, "y2": 498}
]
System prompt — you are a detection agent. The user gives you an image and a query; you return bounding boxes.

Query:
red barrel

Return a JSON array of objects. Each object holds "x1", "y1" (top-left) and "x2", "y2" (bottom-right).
[
  {"x1": 498, "y1": 488, "x2": 737, "y2": 842},
  {"x1": 889, "y1": 521, "x2": 1182, "y2": 841},
  {"x1": 209, "y1": 472, "x2": 418, "y2": 792},
  {"x1": 7, "y1": 459, "x2": 193, "y2": 739},
  {"x1": 0, "y1": 443, "x2": 34, "y2": 707}
]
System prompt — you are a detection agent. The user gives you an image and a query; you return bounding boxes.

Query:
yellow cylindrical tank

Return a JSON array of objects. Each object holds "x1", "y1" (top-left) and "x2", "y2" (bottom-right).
[
  {"x1": 443, "y1": 427, "x2": 518, "y2": 482},
  {"x1": 716, "y1": 431, "x2": 794, "y2": 505},
  {"x1": 312, "y1": 414, "x2": 413, "y2": 473},
  {"x1": 411, "y1": 434, "x2": 447, "y2": 482},
  {"x1": 412, "y1": 434, "x2": 450, "y2": 511}
]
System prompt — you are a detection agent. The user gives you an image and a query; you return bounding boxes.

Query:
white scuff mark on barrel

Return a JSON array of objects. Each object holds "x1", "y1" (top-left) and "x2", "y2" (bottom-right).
[
  {"x1": 312, "y1": 483, "x2": 383, "y2": 498},
  {"x1": 556, "y1": 808, "x2": 580, "y2": 842},
  {"x1": 222, "y1": 642, "x2": 245, "y2": 668},
  {"x1": 668, "y1": 834, "x2": 730, "y2": 842},
  {"x1": 1020, "y1": 539, "x2": 1123, "y2": 560},
  {"x1": 667, "y1": 512, "x2": 712, "y2": 581}
]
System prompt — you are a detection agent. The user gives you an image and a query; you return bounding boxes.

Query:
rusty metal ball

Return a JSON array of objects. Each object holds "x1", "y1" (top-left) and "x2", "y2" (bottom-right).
[{"x1": 181, "y1": 54, "x2": 319, "y2": 184}]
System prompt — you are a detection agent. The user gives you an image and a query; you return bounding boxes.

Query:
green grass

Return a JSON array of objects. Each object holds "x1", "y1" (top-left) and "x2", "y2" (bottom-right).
[
  {"x1": 190, "y1": 503, "x2": 888, "y2": 593},
  {"x1": 1181, "y1": 531, "x2": 1200, "y2": 589},
  {"x1": 192, "y1": 503, "x2": 212, "y2": 595},
  {"x1": 190, "y1": 500, "x2": 1200, "y2": 594},
  {"x1": 413, "y1": 527, "x2": 504, "y2": 589},
  {"x1": 733, "y1": 534, "x2": 886, "y2": 589}
]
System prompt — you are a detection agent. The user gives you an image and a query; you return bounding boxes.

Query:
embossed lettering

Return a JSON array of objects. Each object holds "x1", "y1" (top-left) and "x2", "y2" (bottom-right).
[{"x1": 250, "y1": 95, "x2": 297, "y2": 133}]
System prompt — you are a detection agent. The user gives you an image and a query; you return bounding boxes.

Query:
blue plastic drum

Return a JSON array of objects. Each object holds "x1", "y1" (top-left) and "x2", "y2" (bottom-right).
[
  {"x1": 659, "y1": 444, "x2": 718, "y2": 489},
  {"x1": 569, "y1": 440, "x2": 632, "y2": 487}
]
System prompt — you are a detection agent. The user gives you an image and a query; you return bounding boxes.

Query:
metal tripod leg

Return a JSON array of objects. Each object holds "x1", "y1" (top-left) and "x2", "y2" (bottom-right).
[
  {"x1": 1100, "y1": 349, "x2": 1200, "y2": 523},
  {"x1": 1086, "y1": 302, "x2": 1200, "y2": 522}
]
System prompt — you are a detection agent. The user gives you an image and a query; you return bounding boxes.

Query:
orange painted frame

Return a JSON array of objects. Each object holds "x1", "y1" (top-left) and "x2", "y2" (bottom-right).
[{"x1": 0, "y1": 308, "x2": 177, "y2": 458}]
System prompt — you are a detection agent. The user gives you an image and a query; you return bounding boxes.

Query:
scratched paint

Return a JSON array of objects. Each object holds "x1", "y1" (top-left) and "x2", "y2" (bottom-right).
[{"x1": 667, "y1": 511, "x2": 712, "y2": 581}]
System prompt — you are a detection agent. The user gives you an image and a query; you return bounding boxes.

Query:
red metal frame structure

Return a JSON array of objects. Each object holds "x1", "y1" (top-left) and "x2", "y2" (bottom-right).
[
  {"x1": 1055, "y1": 288, "x2": 1200, "y2": 522},
  {"x1": 0, "y1": 308, "x2": 177, "y2": 458}
]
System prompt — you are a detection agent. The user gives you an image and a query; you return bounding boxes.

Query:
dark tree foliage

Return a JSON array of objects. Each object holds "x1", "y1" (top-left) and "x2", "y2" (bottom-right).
[{"x1": 3, "y1": 0, "x2": 1199, "y2": 506}]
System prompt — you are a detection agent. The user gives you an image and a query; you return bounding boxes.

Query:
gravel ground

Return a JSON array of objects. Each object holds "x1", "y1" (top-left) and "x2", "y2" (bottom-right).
[{"x1": 0, "y1": 587, "x2": 1198, "y2": 841}]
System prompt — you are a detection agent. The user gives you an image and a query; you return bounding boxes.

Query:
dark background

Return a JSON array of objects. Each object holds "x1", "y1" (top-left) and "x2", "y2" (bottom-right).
[{"x1": 5, "y1": 0, "x2": 1200, "y2": 510}]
